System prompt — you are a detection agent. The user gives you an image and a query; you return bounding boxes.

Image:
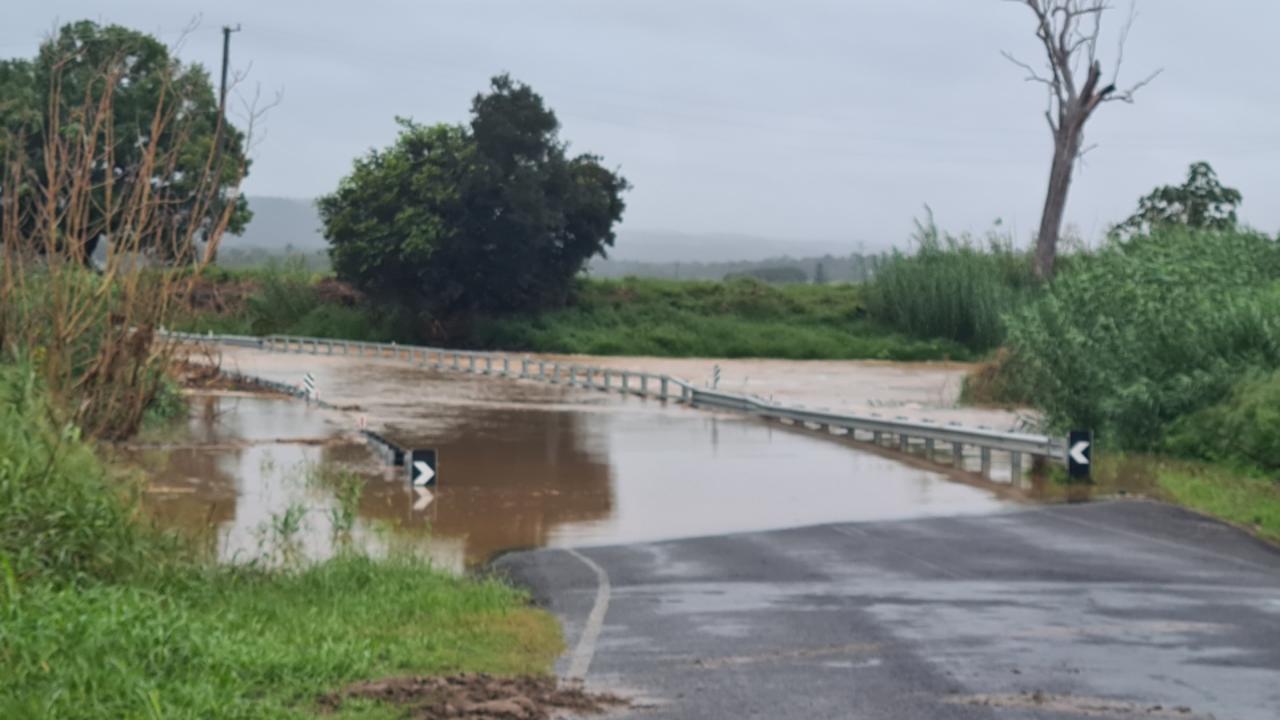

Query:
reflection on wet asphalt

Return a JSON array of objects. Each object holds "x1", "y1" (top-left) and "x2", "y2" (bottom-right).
[{"x1": 139, "y1": 358, "x2": 1009, "y2": 570}]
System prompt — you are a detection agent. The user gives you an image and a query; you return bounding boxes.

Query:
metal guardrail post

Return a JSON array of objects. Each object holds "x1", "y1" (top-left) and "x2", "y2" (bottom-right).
[
  {"x1": 641, "y1": 375, "x2": 648, "y2": 395},
  {"x1": 899, "y1": 434, "x2": 909, "y2": 452},
  {"x1": 538, "y1": 361, "x2": 546, "y2": 379},
  {"x1": 621, "y1": 372, "x2": 629, "y2": 393},
  {"x1": 660, "y1": 376, "x2": 668, "y2": 399},
  {"x1": 603, "y1": 370, "x2": 611, "y2": 390},
  {"x1": 451, "y1": 353, "x2": 459, "y2": 370},
  {"x1": 503, "y1": 357, "x2": 510, "y2": 376},
  {"x1": 981, "y1": 447, "x2": 992, "y2": 477},
  {"x1": 1010, "y1": 451, "x2": 1023, "y2": 486},
  {"x1": 952, "y1": 442, "x2": 963, "y2": 468},
  {"x1": 468, "y1": 355, "x2": 476, "y2": 373},
  {"x1": 924, "y1": 438, "x2": 935, "y2": 459},
  {"x1": 521, "y1": 358, "x2": 530, "y2": 377}
]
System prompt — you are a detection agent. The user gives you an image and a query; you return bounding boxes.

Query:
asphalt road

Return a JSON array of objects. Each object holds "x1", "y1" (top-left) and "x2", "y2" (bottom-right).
[{"x1": 495, "y1": 501, "x2": 1280, "y2": 719}]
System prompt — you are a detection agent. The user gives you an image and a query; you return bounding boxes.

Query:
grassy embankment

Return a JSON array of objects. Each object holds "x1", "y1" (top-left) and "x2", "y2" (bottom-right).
[
  {"x1": 0, "y1": 362, "x2": 561, "y2": 718},
  {"x1": 178, "y1": 265, "x2": 973, "y2": 361}
]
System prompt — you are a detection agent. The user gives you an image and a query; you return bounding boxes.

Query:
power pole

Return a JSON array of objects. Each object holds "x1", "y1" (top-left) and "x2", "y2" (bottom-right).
[
  {"x1": 219, "y1": 24, "x2": 241, "y2": 120},
  {"x1": 207, "y1": 24, "x2": 241, "y2": 265}
]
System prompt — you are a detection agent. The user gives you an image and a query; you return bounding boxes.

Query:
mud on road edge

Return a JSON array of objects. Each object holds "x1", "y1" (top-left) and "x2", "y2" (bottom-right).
[{"x1": 318, "y1": 673, "x2": 628, "y2": 720}]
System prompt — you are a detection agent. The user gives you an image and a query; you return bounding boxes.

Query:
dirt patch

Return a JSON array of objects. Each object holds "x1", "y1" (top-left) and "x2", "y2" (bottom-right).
[{"x1": 320, "y1": 674, "x2": 627, "y2": 719}]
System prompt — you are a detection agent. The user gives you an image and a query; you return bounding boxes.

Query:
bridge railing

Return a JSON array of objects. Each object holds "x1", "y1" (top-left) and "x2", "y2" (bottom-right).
[{"x1": 165, "y1": 331, "x2": 1066, "y2": 484}]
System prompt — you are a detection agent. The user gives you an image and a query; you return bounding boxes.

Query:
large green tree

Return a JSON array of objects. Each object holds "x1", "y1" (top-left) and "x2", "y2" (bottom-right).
[
  {"x1": 0, "y1": 21, "x2": 250, "y2": 263},
  {"x1": 320, "y1": 75, "x2": 628, "y2": 325}
]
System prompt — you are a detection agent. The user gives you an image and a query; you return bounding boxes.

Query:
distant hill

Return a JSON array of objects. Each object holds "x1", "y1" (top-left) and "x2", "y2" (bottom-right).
[{"x1": 233, "y1": 196, "x2": 326, "y2": 251}]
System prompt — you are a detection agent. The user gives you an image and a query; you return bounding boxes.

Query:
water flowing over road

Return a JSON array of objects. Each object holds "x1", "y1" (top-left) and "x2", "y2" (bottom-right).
[{"x1": 141, "y1": 347, "x2": 1011, "y2": 569}]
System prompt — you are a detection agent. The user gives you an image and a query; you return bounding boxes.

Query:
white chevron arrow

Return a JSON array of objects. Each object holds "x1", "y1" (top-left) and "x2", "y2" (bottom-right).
[
  {"x1": 413, "y1": 461, "x2": 436, "y2": 487},
  {"x1": 412, "y1": 487, "x2": 433, "y2": 511},
  {"x1": 1069, "y1": 441, "x2": 1090, "y2": 465}
]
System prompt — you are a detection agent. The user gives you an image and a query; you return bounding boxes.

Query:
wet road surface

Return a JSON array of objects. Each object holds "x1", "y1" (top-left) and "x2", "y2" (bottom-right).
[
  {"x1": 497, "y1": 501, "x2": 1280, "y2": 719},
  {"x1": 149, "y1": 350, "x2": 1010, "y2": 568}
]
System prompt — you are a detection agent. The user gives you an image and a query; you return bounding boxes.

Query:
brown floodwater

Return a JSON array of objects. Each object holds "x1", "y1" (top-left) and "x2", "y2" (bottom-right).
[{"x1": 136, "y1": 359, "x2": 1012, "y2": 571}]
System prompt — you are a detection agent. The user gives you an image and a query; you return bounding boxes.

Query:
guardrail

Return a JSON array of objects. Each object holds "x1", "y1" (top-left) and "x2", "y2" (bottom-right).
[{"x1": 165, "y1": 331, "x2": 1066, "y2": 485}]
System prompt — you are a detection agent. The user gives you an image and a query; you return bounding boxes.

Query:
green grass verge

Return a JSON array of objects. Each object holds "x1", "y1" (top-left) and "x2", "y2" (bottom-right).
[
  {"x1": 1156, "y1": 464, "x2": 1280, "y2": 545},
  {"x1": 2, "y1": 558, "x2": 560, "y2": 719},
  {"x1": 471, "y1": 277, "x2": 971, "y2": 360}
]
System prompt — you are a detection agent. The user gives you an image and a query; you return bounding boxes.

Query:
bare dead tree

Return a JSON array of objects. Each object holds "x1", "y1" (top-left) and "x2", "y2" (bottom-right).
[{"x1": 1004, "y1": 0, "x2": 1160, "y2": 280}]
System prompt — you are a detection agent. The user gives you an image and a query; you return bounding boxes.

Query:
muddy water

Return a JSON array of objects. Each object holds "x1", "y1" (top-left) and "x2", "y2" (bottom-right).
[{"x1": 140, "y1": 360, "x2": 1010, "y2": 571}]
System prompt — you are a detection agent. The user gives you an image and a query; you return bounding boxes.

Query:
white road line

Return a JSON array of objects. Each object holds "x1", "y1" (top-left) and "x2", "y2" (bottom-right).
[{"x1": 564, "y1": 548, "x2": 611, "y2": 680}]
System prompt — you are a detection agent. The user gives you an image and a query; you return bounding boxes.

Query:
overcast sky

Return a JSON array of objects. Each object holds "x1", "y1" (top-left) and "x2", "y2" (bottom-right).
[{"x1": 4, "y1": 1, "x2": 1277, "y2": 250}]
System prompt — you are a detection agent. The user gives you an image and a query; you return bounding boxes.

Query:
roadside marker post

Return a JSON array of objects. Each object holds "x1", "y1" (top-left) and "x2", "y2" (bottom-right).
[
  {"x1": 409, "y1": 449, "x2": 438, "y2": 488},
  {"x1": 1068, "y1": 430, "x2": 1092, "y2": 482},
  {"x1": 302, "y1": 372, "x2": 317, "y2": 402}
]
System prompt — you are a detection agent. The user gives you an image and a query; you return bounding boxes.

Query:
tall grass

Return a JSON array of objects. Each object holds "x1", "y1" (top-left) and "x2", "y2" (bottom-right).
[{"x1": 864, "y1": 213, "x2": 1036, "y2": 352}]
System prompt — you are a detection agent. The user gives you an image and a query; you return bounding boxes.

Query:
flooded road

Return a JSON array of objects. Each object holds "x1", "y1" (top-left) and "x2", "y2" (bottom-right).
[{"x1": 140, "y1": 351, "x2": 1011, "y2": 570}]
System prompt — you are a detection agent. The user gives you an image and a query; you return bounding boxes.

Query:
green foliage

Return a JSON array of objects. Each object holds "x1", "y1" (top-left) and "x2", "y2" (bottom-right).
[
  {"x1": 0, "y1": 363, "x2": 165, "y2": 584},
  {"x1": 472, "y1": 276, "x2": 969, "y2": 360},
  {"x1": 864, "y1": 213, "x2": 1036, "y2": 351},
  {"x1": 1004, "y1": 227, "x2": 1280, "y2": 448},
  {"x1": 0, "y1": 557, "x2": 560, "y2": 719},
  {"x1": 320, "y1": 74, "x2": 628, "y2": 320},
  {"x1": 1165, "y1": 369, "x2": 1280, "y2": 469},
  {"x1": 141, "y1": 377, "x2": 187, "y2": 431},
  {"x1": 1116, "y1": 162, "x2": 1242, "y2": 237},
  {"x1": 0, "y1": 20, "x2": 250, "y2": 261}
]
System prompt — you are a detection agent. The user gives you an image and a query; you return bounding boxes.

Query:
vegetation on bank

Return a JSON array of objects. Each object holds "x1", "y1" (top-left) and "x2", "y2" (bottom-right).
[
  {"x1": 470, "y1": 277, "x2": 969, "y2": 360},
  {"x1": 1004, "y1": 226, "x2": 1280, "y2": 453},
  {"x1": 0, "y1": 363, "x2": 561, "y2": 719},
  {"x1": 178, "y1": 264, "x2": 408, "y2": 342},
  {"x1": 177, "y1": 269, "x2": 974, "y2": 361}
]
